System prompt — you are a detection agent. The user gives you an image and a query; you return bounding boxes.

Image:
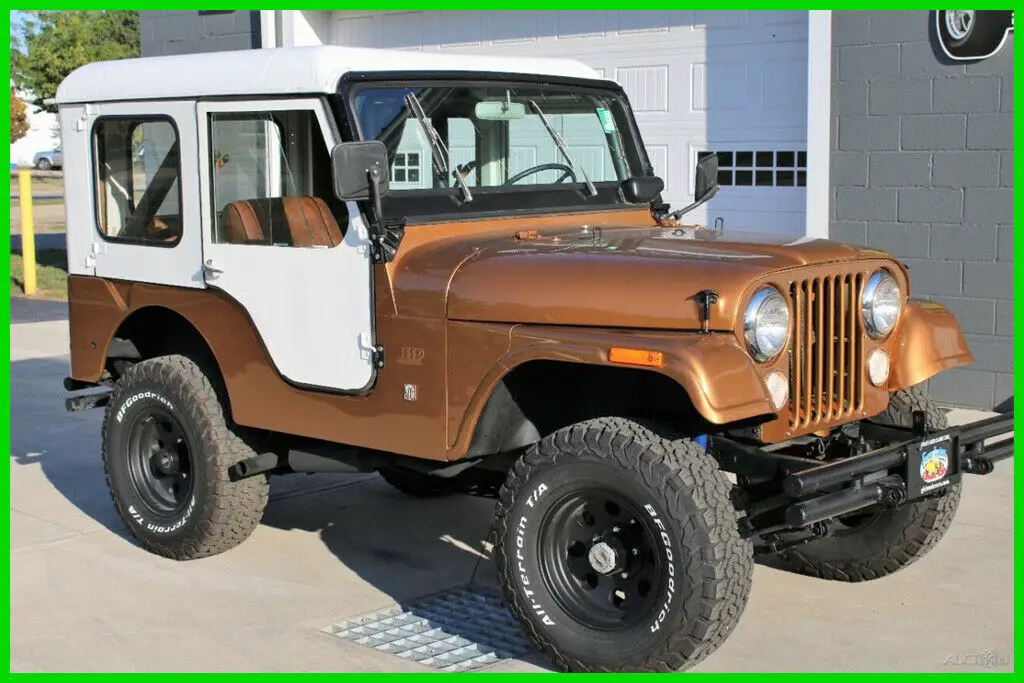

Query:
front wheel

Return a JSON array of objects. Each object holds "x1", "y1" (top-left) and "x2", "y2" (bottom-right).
[
  {"x1": 102, "y1": 354, "x2": 269, "y2": 560},
  {"x1": 35, "y1": 157, "x2": 52, "y2": 171},
  {"x1": 494, "y1": 417, "x2": 753, "y2": 672},
  {"x1": 778, "y1": 386, "x2": 961, "y2": 581}
]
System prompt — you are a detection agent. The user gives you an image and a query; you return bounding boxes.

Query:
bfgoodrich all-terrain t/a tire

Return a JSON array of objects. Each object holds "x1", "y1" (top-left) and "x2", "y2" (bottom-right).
[
  {"x1": 495, "y1": 417, "x2": 753, "y2": 673},
  {"x1": 102, "y1": 355, "x2": 269, "y2": 560},
  {"x1": 779, "y1": 386, "x2": 961, "y2": 582}
]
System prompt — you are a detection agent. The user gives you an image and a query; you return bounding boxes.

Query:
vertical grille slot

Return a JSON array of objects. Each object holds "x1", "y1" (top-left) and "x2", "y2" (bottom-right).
[{"x1": 789, "y1": 272, "x2": 864, "y2": 429}]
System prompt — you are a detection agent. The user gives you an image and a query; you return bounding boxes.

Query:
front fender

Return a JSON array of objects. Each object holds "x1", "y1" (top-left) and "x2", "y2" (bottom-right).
[
  {"x1": 886, "y1": 300, "x2": 974, "y2": 390},
  {"x1": 449, "y1": 324, "x2": 775, "y2": 457}
]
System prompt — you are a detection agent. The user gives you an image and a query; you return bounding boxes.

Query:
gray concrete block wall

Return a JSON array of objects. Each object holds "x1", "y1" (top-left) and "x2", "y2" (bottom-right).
[
  {"x1": 141, "y1": 11, "x2": 259, "y2": 57},
  {"x1": 830, "y1": 11, "x2": 1013, "y2": 410}
]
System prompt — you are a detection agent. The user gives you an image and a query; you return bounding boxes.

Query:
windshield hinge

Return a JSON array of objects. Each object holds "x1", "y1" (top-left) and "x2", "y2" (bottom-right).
[{"x1": 369, "y1": 216, "x2": 406, "y2": 265}]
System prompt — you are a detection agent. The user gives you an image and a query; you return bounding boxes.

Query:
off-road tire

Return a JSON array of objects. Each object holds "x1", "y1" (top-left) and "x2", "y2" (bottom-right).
[
  {"x1": 779, "y1": 386, "x2": 961, "y2": 582},
  {"x1": 494, "y1": 417, "x2": 753, "y2": 672},
  {"x1": 102, "y1": 354, "x2": 269, "y2": 560},
  {"x1": 378, "y1": 467, "x2": 454, "y2": 498}
]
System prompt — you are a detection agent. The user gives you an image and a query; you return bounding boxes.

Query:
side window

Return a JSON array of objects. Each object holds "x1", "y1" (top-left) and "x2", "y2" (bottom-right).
[
  {"x1": 208, "y1": 109, "x2": 347, "y2": 248},
  {"x1": 93, "y1": 118, "x2": 182, "y2": 245}
]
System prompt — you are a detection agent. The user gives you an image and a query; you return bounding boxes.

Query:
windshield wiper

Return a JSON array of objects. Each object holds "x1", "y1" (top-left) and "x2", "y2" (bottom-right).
[
  {"x1": 528, "y1": 100, "x2": 597, "y2": 198},
  {"x1": 404, "y1": 92, "x2": 472, "y2": 204}
]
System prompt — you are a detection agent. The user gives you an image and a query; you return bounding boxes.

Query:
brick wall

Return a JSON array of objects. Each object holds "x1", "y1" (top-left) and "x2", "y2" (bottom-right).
[
  {"x1": 141, "y1": 11, "x2": 259, "y2": 57},
  {"x1": 830, "y1": 11, "x2": 1014, "y2": 410}
]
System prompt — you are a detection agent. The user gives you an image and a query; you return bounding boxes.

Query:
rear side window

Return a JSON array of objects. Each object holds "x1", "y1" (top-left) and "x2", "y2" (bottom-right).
[{"x1": 93, "y1": 118, "x2": 182, "y2": 246}]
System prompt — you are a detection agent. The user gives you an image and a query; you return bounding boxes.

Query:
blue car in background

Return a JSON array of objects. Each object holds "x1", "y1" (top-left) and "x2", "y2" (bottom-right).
[{"x1": 32, "y1": 147, "x2": 62, "y2": 170}]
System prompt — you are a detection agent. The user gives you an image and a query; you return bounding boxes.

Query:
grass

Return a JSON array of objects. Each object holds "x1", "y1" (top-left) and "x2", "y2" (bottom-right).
[{"x1": 10, "y1": 249, "x2": 69, "y2": 300}]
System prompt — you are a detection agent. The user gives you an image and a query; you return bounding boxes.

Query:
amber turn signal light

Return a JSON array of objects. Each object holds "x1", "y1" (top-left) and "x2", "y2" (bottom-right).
[{"x1": 608, "y1": 347, "x2": 665, "y2": 368}]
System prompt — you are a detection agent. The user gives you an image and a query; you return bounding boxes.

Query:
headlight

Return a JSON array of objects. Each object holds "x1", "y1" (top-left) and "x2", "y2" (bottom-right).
[
  {"x1": 862, "y1": 270, "x2": 901, "y2": 338},
  {"x1": 744, "y1": 287, "x2": 789, "y2": 362}
]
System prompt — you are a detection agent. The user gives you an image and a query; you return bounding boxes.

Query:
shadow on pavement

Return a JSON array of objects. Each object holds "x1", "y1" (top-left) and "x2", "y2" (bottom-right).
[
  {"x1": 10, "y1": 297, "x2": 68, "y2": 324},
  {"x1": 11, "y1": 355, "x2": 512, "y2": 632}
]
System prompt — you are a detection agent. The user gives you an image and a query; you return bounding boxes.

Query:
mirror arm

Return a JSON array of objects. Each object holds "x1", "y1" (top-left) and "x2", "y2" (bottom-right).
[
  {"x1": 365, "y1": 166, "x2": 404, "y2": 265},
  {"x1": 666, "y1": 185, "x2": 720, "y2": 221}
]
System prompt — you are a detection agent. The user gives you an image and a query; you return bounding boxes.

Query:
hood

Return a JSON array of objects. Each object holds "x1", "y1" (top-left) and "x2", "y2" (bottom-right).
[{"x1": 435, "y1": 221, "x2": 898, "y2": 331}]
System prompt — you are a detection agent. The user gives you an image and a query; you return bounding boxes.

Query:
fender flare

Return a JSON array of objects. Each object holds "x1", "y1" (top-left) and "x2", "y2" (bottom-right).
[
  {"x1": 886, "y1": 300, "x2": 974, "y2": 390},
  {"x1": 450, "y1": 325, "x2": 776, "y2": 458}
]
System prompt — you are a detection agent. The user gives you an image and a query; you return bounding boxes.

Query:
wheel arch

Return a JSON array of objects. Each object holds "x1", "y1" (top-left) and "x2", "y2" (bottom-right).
[
  {"x1": 452, "y1": 325, "x2": 777, "y2": 460},
  {"x1": 107, "y1": 305, "x2": 230, "y2": 413}
]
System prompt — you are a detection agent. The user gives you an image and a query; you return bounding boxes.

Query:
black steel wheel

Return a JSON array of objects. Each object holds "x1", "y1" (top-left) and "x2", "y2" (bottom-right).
[
  {"x1": 538, "y1": 489, "x2": 662, "y2": 631},
  {"x1": 103, "y1": 354, "x2": 269, "y2": 559},
  {"x1": 495, "y1": 417, "x2": 753, "y2": 672},
  {"x1": 125, "y1": 407, "x2": 194, "y2": 516}
]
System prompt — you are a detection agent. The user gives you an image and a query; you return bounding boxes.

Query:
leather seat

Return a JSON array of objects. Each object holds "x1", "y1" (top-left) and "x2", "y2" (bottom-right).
[{"x1": 222, "y1": 196, "x2": 344, "y2": 247}]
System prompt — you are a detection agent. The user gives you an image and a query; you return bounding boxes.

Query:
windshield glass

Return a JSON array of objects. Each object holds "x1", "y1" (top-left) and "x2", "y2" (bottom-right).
[{"x1": 346, "y1": 80, "x2": 649, "y2": 219}]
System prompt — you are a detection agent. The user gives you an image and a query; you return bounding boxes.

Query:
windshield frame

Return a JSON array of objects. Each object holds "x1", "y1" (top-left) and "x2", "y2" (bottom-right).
[{"x1": 335, "y1": 72, "x2": 657, "y2": 224}]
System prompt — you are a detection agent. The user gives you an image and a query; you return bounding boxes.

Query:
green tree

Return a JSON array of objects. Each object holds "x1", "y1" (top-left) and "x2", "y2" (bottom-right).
[
  {"x1": 11, "y1": 10, "x2": 139, "y2": 113},
  {"x1": 11, "y1": 89, "x2": 30, "y2": 143}
]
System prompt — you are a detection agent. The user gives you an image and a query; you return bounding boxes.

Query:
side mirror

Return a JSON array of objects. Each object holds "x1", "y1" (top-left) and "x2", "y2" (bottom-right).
[
  {"x1": 621, "y1": 175, "x2": 665, "y2": 204},
  {"x1": 693, "y1": 153, "x2": 719, "y2": 205},
  {"x1": 331, "y1": 140, "x2": 390, "y2": 202}
]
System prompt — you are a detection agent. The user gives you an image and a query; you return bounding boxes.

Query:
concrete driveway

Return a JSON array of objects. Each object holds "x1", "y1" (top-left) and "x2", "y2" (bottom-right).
[{"x1": 10, "y1": 300, "x2": 1013, "y2": 672}]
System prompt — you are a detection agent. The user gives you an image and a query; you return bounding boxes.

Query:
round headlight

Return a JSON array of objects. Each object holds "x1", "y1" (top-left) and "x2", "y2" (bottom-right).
[
  {"x1": 862, "y1": 270, "x2": 901, "y2": 338},
  {"x1": 744, "y1": 287, "x2": 789, "y2": 362}
]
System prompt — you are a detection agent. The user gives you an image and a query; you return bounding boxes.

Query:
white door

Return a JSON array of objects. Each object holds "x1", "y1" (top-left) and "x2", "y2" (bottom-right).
[
  {"x1": 327, "y1": 10, "x2": 809, "y2": 235},
  {"x1": 86, "y1": 99, "x2": 204, "y2": 286},
  {"x1": 197, "y1": 98, "x2": 376, "y2": 392}
]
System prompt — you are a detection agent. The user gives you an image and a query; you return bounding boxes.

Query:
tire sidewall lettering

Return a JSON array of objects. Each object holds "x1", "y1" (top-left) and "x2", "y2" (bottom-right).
[
  {"x1": 515, "y1": 482, "x2": 555, "y2": 626},
  {"x1": 116, "y1": 390, "x2": 175, "y2": 424}
]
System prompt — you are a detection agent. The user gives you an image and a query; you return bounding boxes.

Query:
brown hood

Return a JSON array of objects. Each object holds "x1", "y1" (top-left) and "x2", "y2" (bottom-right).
[{"x1": 387, "y1": 210, "x2": 900, "y2": 329}]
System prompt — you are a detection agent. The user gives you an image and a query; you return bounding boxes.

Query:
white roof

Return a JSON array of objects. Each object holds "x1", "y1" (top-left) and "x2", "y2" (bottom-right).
[{"x1": 56, "y1": 45, "x2": 606, "y2": 104}]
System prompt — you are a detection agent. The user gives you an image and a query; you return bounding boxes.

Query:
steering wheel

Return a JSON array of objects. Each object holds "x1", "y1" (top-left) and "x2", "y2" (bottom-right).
[{"x1": 505, "y1": 162, "x2": 576, "y2": 185}]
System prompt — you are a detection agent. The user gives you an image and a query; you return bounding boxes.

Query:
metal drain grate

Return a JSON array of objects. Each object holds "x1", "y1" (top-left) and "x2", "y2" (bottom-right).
[{"x1": 322, "y1": 585, "x2": 536, "y2": 671}]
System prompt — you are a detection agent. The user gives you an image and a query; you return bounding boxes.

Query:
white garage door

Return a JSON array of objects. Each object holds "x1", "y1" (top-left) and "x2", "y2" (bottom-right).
[{"x1": 327, "y1": 10, "x2": 809, "y2": 236}]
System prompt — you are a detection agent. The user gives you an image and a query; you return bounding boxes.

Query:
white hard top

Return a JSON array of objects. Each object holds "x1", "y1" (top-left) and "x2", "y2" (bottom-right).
[{"x1": 56, "y1": 45, "x2": 606, "y2": 105}]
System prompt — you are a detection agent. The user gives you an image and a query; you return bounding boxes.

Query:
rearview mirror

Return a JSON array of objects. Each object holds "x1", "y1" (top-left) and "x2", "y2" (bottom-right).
[
  {"x1": 475, "y1": 100, "x2": 527, "y2": 120},
  {"x1": 621, "y1": 175, "x2": 665, "y2": 204},
  {"x1": 331, "y1": 141, "x2": 390, "y2": 202},
  {"x1": 694, "y1": 152, "x2": 719, "y2": 205}
]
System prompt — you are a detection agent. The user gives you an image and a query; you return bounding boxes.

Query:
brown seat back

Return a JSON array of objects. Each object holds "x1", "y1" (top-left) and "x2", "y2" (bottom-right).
[{"x1": 222, "y1": 196, "x2": 344, "y2": 247}]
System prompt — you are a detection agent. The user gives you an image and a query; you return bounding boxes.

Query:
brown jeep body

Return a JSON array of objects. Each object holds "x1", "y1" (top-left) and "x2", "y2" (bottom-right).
[{"x1": 68, "y1": 206, "x2": 972, "y2": 462}]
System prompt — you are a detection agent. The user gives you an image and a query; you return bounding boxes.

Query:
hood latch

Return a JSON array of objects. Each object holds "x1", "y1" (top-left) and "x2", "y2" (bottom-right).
[{"x1": 696, "y1": 289, "x2": 720, "y2": 334}]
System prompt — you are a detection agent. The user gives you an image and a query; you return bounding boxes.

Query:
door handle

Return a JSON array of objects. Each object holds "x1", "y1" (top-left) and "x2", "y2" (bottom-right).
[{"x1": 203, "y1": 259, "x2": 224, "y2": 276}]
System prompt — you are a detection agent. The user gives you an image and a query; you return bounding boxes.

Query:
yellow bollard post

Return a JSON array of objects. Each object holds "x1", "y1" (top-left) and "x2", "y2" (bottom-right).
[{"x1": 18, "y1": 170, "x2": 36, "y2": 296}]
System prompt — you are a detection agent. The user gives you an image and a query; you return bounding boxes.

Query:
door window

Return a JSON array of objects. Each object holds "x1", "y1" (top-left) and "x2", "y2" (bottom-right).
[
  {"x1": 93, "y1": 118, "x2": 182, "y2": 246},
  {"x1": 208, "y1": 109, "x2": 346, "y2": 248}
]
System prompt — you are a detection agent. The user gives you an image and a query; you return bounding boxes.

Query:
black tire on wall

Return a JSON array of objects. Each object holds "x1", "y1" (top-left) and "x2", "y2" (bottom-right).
[
  {"x1": 778, "y1": 386, "x2": 961, "y2": 582},
  {"x1": 494, "y1": 417, "x2": 753, "y2": 672},
  {"x1": 102, "y1": 354, "x2": 269, "y2": 560},
  {"x1": 936, "y1": 10, "x2": 1012, "y2": 59}
]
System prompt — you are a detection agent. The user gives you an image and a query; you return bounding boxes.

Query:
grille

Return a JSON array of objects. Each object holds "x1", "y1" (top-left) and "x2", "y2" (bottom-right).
[{"x1": 789, "y1": 273, "x2": 865, "y2": 429}]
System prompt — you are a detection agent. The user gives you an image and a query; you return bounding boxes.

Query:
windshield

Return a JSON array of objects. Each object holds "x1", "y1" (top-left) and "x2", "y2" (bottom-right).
[{"x1": 345, "y1": 79, "x2": 650, "y2": 219}]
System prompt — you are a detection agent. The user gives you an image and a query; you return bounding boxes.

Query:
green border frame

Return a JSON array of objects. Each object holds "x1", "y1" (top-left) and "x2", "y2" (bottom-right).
[{"x1": 4, "y1": 7, "x2": 1019, "y2": 676}]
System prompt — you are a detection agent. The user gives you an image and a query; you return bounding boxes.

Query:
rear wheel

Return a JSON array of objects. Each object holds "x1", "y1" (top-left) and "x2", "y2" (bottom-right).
[
  {"x1": 779, "y1": 386, "x2": 961, "y2": 581},
  {"x1": 102, "y1": 354, "x2": 269, "y2": 559},
  {"x1": 495, "y1": 417, "x2": 752, "y2": 672}
]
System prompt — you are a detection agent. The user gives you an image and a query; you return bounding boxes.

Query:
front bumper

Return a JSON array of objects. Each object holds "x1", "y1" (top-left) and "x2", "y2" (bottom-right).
[{"x1": 716, "y1": 411, "x2": 1013, "y2": 537}]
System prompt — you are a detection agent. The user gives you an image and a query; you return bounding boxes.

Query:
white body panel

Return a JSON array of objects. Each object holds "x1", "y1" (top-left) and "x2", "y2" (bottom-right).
[
  {"x1": 325, "y1": 10, "x2": 809, "y2": 236},
  {"x1": 61, "y1": 99, "x2": 204, "y2": 287},
  {"x1": 197, "y1": 98, "x2": 375, "y2": 392},
  {"x1": 55, "y1": 45, "x2": 605, "y2": 105}
]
